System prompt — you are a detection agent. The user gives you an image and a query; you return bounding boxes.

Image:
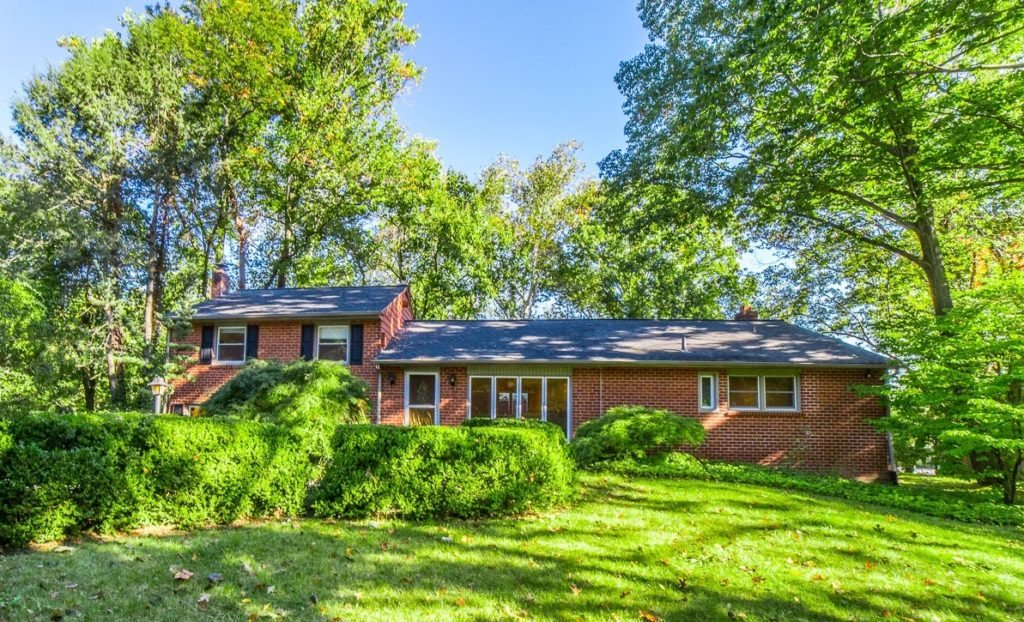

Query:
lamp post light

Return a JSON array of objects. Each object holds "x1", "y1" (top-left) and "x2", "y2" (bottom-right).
[{"x1": 149, "y1": 376, "x2": 169, "y2": 414}]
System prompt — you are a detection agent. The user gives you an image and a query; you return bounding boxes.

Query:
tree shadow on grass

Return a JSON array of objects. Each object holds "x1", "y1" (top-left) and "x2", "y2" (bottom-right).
[{"x1": 2, "y1": 477, "x2": 1023, "y2": 621}]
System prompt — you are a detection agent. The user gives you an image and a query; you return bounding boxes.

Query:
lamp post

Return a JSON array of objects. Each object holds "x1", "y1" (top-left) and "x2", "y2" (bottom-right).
[{"x1": 149, "y1": 376, "x2": 169, "y2": 414}]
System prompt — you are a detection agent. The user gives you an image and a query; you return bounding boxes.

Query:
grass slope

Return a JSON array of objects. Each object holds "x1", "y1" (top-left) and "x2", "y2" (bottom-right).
[{"x1": 1, "y1": 474, "x2": 1022, "y2": 621}]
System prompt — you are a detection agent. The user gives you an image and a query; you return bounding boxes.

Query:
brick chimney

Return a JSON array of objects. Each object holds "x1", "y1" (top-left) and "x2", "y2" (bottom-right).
[
  {"x1": 734, "y1": 304, "x2": 759, "y2": 320},
  {"x1": 211, "y1": 262, "x2": 231, "y2": 298}
]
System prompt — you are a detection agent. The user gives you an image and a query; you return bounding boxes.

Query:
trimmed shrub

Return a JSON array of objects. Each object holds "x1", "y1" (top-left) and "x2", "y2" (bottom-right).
[
  {"x1": 134, "y1": 417, "x2": 313, "y2": 527},
  {"x1": 0, "y1": 412, "x2": 153, "y2": 545},
  {"x1": 461, "y1": 417, "x2": 566, "y2": 444},
  {"x1": 569, "y1": 405, "x2": 706, "y2": 468},
  {"x1": 0, "y1": 412, "x2": 316, "y2": 546},
  {"x1": 313, "y1": 425, "x2": 575, "y2": 519},
  {"x1": 204, "y1": 360, "x2": 370, "y2": 459}
]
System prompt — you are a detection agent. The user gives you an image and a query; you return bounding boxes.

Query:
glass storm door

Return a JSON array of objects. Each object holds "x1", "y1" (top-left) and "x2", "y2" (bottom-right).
[
  {"x1": 495, "y1": 377, "x2": 518, "y2": 418},
  {"x1": 520, "y1": 378, "x2": 543, "y2": 419},
  {"x1": 406, "y1": 373, "x2": 438, "y2": 425},
  {"x1": 546, "y1": 378, "x2": 569, "y2": 436}
]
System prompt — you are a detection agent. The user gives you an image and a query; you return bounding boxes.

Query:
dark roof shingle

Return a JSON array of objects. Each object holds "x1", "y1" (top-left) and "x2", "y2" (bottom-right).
[
  {"x1": 190, "y1": 285, "x2": 406, "y2": 320},
  {"x1": 377, "y1": 319, "x2": 890, "y2": 367}
]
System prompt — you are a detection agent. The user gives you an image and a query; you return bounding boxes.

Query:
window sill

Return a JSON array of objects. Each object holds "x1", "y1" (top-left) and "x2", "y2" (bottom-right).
[
  {"x1": 212, "y1": 360, "x2": 245, "y2": 367},
  {"x1": 727, "y1": 409, "x2": 802, "y2": 416}
]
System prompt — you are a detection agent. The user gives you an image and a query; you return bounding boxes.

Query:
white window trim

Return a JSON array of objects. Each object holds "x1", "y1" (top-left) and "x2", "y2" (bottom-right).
[
  {"x1": 762, "y1": 374, "x2": 800, "y2": 412},
  {"x1": 727, "y1": 374, "x2": 800, "y2": 412},
  {"x1": 404, "y1": 371, "x2": 440, "y2": 426},
  {"x1": 466, "y1": 375, "x2": 573, "y2": 438},
  {"x1": 314, "y1": 324, "x2": 350, "y2": 364},
  {"x1": 697, "y1": 373, "x2": 718, "y2": 412},
  {"x1": 214, "y1": 326, "x2": 246, "y2": 365}
]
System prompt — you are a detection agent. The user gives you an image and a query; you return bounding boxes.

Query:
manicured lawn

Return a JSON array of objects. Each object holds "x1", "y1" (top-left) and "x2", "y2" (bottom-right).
[{"x1": 1, "y1": 474, "x2": 1022, "y2": 621}]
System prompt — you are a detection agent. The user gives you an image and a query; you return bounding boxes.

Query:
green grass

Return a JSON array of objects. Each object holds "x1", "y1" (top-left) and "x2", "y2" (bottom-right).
[{"x1": 1, "y1": 474, "x2": 1022, "y2": 621}]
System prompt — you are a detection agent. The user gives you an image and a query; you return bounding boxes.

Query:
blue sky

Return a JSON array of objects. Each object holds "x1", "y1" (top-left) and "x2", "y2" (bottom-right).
[{"x1": 0, "y1": 0, "x2": 648, "y2": 177}]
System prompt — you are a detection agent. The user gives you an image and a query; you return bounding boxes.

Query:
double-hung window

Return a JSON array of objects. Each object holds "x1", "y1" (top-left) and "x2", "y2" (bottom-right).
[
  {"x1": 316, "y1": 326, "x2": 349, "y2": 362},
  {"x1": 216, "y1": 327, "x2": 245, "y2": 363},
  {"x1": 727, "y1": 374, "x2": 799, "y2": 411}
]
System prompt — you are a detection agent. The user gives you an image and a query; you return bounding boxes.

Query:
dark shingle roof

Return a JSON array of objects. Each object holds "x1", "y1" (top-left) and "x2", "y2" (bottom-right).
[
  {"x1": 377, "y1": 319, "x2": 890, "y2": 367},
  {"x1": 190, "y1": 285, "x2": 406, "y2": 320}
]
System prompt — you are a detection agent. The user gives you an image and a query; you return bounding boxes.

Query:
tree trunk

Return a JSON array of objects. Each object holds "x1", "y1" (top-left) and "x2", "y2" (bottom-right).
[
  {"x1": 230, "y1": 184, "x2": 248, "y2": 291},
  {"x1": 1004, "y1": 456, "x2": 1021, "y2": 505},
  {"x1": 916, "y1": 218, "x2": 954, "y2": 316},
  {"x1": 143, "y1": 190, "x2": 162, "y2": 346},
  {"x1": 81, "y1": 369, "x2": 96, "y2": 412},
  {"x1": 276, "y1": 207, "x2": 292, "y2": 288}
]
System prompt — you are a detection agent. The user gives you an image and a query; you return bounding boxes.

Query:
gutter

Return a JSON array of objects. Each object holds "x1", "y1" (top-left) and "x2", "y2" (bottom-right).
[{"x1": 372, "y1": 358, "x2": 891, "y2": 370}]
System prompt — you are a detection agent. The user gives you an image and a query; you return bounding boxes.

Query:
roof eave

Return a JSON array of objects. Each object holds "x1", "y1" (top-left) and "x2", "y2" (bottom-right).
[
  {"x1": 374, "y1": 357, "x2": 892, "y2": 369},
  {"x1": 190, "y1": 312, "x2": 385, "y2": 322}
]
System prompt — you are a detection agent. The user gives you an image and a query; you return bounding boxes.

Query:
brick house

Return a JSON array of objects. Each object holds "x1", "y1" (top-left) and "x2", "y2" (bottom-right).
[{"x1": 170, "y1": 278, "x2": 894, "y2": 481}]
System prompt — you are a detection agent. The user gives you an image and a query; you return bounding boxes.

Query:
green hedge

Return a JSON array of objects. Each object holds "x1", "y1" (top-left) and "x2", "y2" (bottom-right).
[
  {"x1": 313, "y1": 425, "x2": 575, "y2": 519},
  {"x1": 569, "y1": 405, "x2": 706, "y2": 468},
  {"x1": 460, "y1": 416, "x2": 567, "y2": 443},
  {"x1": 0, "y1": 412, "x2": 316, "y2": 546},
  {"x1": 597, "y1": 454, "x2": 1024, "y2": 526}
]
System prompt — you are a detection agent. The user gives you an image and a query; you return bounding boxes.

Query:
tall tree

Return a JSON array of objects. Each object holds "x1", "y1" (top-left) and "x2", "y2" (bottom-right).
[
  {"x1": 482, "y1": 143, "x2": 588, "y2": 319},
  {"x1": 605, "y1": 0, "x2": 1024, "y2": 320}
]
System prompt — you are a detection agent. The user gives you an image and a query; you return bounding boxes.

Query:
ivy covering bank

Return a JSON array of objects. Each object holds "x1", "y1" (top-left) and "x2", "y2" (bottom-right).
[{"x1": 596, "y1": 453, "x2": 1024, "y2": 527}]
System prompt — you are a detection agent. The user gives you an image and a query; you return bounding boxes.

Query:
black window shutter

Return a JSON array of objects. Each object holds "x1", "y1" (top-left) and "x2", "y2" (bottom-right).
[
  {"x1": 300, "y1": 324, "x2": 315, "y2": 360},
  {"x1": 246, "y1": 325, "x2": 259, "y2": 360},
  {"x1": 349, "y1": 323, "x2": 363, "y2": 365},
  {"x1": 199, "y1": 326, "x2": 214, "y2": 364}
]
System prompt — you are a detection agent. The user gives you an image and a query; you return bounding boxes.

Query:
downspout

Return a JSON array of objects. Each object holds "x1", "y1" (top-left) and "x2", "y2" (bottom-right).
[
  {"x1": 376, "y1": 370, "x2": 382, "y2": 425},
  {"x1": 599, "y1": 367, "x2": 604, "y2": 415}
]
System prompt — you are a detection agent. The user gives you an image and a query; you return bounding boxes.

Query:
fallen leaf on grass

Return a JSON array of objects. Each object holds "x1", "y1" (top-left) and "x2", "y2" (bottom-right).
[
  {"x1": 174, "y1": 569, "x2": 194, "y2": 581},
  {"x1": 197, "y1": 593, "x2": 210, "y2": 608},
  {"x1": 570, "y1": 584, "x2": 581, "y2": 596},
  {"x1": 455, "y1": 598, "x2": 466, "y2": 607},
  {"x1": 620, "y1": 589, "x2": 632, "y2": 598},
  {"x1": 639, "y1": 610, "x2": 661, "y2": 622}
]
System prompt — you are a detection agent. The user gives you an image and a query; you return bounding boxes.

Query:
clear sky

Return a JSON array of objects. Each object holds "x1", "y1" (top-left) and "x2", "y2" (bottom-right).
[{"x1": 0, "y1": 0, "x2": 648, "y2": 177}]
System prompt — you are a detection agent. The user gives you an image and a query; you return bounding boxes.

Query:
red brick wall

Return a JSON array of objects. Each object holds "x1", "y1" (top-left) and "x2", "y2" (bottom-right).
[
  {"x1": 568, "y1": 367, "x2": 889, "y2": 481},
  {"x1": 375, "y1": 366, "x2": 468, "y2": 426},
  {"x1": 378, "y1": 289, "x2": 413, "y2": 350},
  {"x1": 170, "y1": 319, "x2": 386, "y2": 410},
  {"x1": 376, "y1": 365, "x2": 890, "y2": 481}
]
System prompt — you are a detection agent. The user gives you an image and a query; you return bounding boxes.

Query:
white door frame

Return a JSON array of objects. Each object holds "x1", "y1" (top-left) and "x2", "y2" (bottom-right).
[{"x1": 404, "y1": 371, "x2": 440, "y2": 425}]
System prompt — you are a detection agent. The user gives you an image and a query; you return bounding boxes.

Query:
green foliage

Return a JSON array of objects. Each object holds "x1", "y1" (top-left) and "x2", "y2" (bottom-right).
[
  {"x1": 878, "y1": 274, "x2": 1024, "y2": 505},
  {"x1": 569, "y1": 405, "x2": 706, "y2": 468},
  {"x1": 0, "y1": 412, "x2": 316, "y2": 546},
  {"x1": 607, "y1": 0, "x2": 1024, "y2": 331},
  {"x1": 460, "y1": 416, "x2": 566, "y2": 443},
  {"x1": 135, "y1": 416, "x2": 313, "y2": 527},
  {"x1": 203, "y1": 360, "x2": 370, "y2": 459},
  {"x1": 313, "y1": 425, "x2": 575, "y2": 519},
  {"x1": 597, "y1": 456, "x2": 1024, "y2": 527}
]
